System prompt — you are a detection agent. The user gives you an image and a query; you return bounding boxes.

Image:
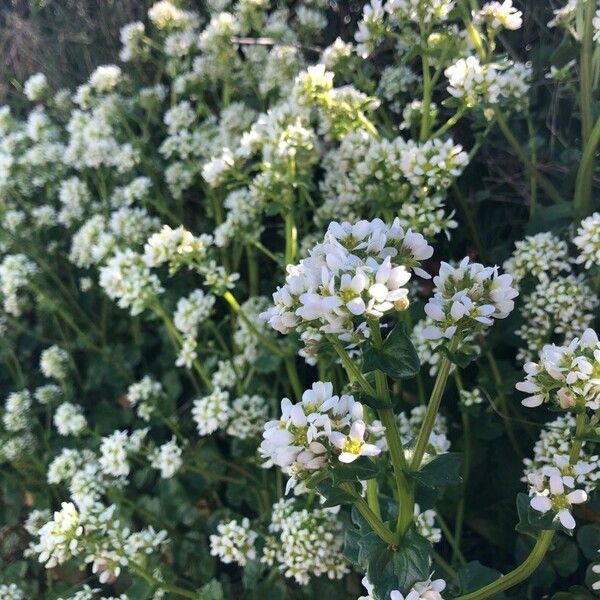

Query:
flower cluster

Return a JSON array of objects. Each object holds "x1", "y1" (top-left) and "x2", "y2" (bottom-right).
[
  {"x1": 260, "y1": 382, "x2": 380, "y2": 491},
  {"x1": 422, "y1": 257, "x2": 517, "y2": 343},
  {"x1": 261, "y1": 219, "x2": 432, "y2": 350}
]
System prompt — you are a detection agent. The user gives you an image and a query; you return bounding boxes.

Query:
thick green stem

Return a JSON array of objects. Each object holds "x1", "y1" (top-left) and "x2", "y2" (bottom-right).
[
  {"x1": 340, "y1": 482, "x2": 398, "y2": 546},
  {"x1": 432, "y1": 107, "x2": 467, "y2": 138},
  {"x1": 570, "y1": 412, "x2": 587, "y2": 464},
  {"x1": 284, "y1": 210, "x2": 298, "y2": 266},
  {"x1": 453, "y1": 531, "x2": 555, "y2": 600},
  {"x1": 576, "y1": 0, "x2": 594, "y2": 217},
  {"x1": 366, "y1": 319, "x2": 413, "y2": 535},
  {"x1": 493, "y1": 108, "x2": 563, "y2": 205},
  {"x1": 367, "y1": 479, "x2": 382, "y2": 519},
  {"x1": 411, "y1": 354, "x2": 453, "y2": 471},
  {"x1": 574, "y1": 116, "x2": 600, "y2": 218}
]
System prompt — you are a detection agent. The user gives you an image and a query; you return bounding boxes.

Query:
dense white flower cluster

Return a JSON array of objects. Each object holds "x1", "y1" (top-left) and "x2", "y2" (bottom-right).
[
  {"x1": 0, "y1": 584, "x2": 25, "y2": 600},
  {"x1": 262, "y1": 498, "x2": 348, "y2": 585},
  {"x1": 0, "y1": 0, "x2": 594, "y2": 596},
  {"x1": 31, "y1": 501, "x2": 168, "y2": 583},
  {"x1": 528, "y1": 467, "x2": 587, "y2": 530},
  {"x1": 40, "y1": 345, "x2": 70, "y2": 380},
  {"x1": 503, "y1": 232, "x2": 572, "y2": 284},
  {"x1": 474, "y1": 0, "x2": 523, "y2": 31},
  {"x1": 517, "y1": 327, "x2": 600, "y2": 411},
  {"x1": 573, "y1": 212, "x2": 600, "y2": 270},
  {"x1": 445, "y1": 56, "x2": 530, "y2": 108},
  {"x1": 226, "y1": 395, "x2": 270, "y2": 439},
  {"x1": 260, "y1": 382, "x2": 379, "y2": 491},
  {"x1": 149, "y1": 437, "x2": 183, "y2": 478},
  {"x1": 515, "y1": 275, "x2": 598, "y2": 362},
  {"x1": 54, "y1": 402, "x2": 87, "y2": 437},
  {"x1": 261, "y1": 219, "x2": 432, "y2": 349},
  {"x1": 209, "y1": 518, "x2": 258, "y2": 566},
  {"x1": 192, "y1": 389, "x2": 231, "y2": 436},
  {"x1": 422, "y1": 257, "x2": 517, "y2": 343},
  {"x1": 99, "y1": 250, "x2": 164, "y2": 315},
  {"x1": 0, "y1": 254, "x2": 38, "y2": 316},
  {"x1": 126, "y1": 376, "x2": 163, "y2": 421},
  {"x1": 99, "y1": 429, "x2": 147, "y2": 478}
]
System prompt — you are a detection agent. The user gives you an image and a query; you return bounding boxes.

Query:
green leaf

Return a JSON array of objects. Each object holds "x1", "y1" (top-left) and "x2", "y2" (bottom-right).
[
  {"x1": 315, "y1": 480, "x2": 357, "y2": 507},
  {"x1": 126, "y1": 579, "x2": 154, "y2": 600},
  {"x1": 409, "y1": 453, "x2": 462, "y2": 489},
  {"x1": 198, "y1": 580, "x2": 224, "y2": 600},
  {"x1": 361, "y1": 526, "x2": 431, "y2": 598},
  {"x1": 439, "y1": 345, "x2": 478, "y2": 368},
  {"x1": 577, "y1": 524, "x2": 600, "y2": 560},
  {"x1": 549, "y1": 536, "x2": 579, "y2": 577},
  {"x1": 457, "y1": 561, "x2": 505, "y2": 599},
  {"x1": 331, "y1": 457, "x2": 381, "y2": 484},
  {"x1": 515, "y1": 493, "x2": 568, "y2": 537},
  {"x1": 363, "y1": 323, "x2": 420, "y2": 380}
]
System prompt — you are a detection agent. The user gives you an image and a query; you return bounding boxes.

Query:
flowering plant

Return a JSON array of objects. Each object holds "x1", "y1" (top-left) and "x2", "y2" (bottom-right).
[{"x1": 0, "y1": 1, "x2": 599, "y2": 599}]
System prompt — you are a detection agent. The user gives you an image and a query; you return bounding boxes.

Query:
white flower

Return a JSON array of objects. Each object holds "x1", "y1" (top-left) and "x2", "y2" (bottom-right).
[
  {"x1": 149, "y1": 437, "x2": 183, "y2": 478},
  {"x1": 422, "y1": 257, "x2": 517, "y2": 342},
  {"x1": 89, "y1": 65, "x2": 122, "y2": 93},
  {"x1": 474, "y1": 1, "x2": 522, "y2": 31},
  {"x1": 529, "y1": 472, "x2": 587, "y2": 530},
  {"x1": 23, "y1": 73, "x2": 49, "y2": 102},
  {"x1": 54, "y1": 402, "x2": 87, "y2": 437},
  {"x1": 192, "y1": 389, "x2": 231, "y2": 436},
  {"x1": 330, "y1": 420, "x2": 381, "y2": 463},
  {"x1": 210, "y1": 518, "x2": 257, "y2": 566},
  {"x1": 573, "y1": 212, "x2": 600, "y2": 269}
]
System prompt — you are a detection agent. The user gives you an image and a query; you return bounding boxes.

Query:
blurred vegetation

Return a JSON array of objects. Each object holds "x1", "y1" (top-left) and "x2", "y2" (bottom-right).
[{"x1": 0, "y1": 0, "x2": 154, "y2": 108}]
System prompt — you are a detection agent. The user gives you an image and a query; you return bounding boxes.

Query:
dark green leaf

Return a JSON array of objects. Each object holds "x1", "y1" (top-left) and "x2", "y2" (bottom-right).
[
  {"x1": 198, "y1": 580, "x2": 224, "y2": 600},
  {"x1": 577, "y1": 524, "x2": 600, "y2": 560},
  {"x1": 331, "y1": 457, "x2": 381, "y2": 484},
  {"x1": 362, "y1": 526, "x2": 431, "y2": 598},
  {"x1": 409, "y1": 453, "x2": 462, "y2": 489},
  {"x1": 315, "y1": 480, "x2": 357, "y2": 507},
  {"x1": 363, "y1": 323, "x2": 420, "y2": 380},
  {"x1": 457, "y1": 561, "x2": 505, "y2": 599}
]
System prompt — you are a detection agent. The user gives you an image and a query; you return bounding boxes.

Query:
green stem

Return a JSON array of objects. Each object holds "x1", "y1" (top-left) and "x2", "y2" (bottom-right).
[
  {"x1": 575, "y1": 2, "x2": 598, "y2": 217},
  {"x1": 153, "y1": 303, "x2": 213, "y2": 389},
  {"x1": 432, "y1": 107, "x2": 467, "y2": 138},
  {"x1": 284, "y1": 356, "x2": 303, "y2": 401},
  {"x1": 574, "y1": 116, "x2": 600, "y2": 218},
  {"x1": 340, "y1": 482, "x2": 398, "y2": 546},
  {"x1": 223, "y1": 291, "x2": 286, "y2": 357},
  {"x1": 419, "y1": 36, "x2": 433, "y2": 141},
  {"x1": 436, "y1": 512, "x2": 467, "y2": 566},
  {"x1": 326, "y1": 334, "x2": 377, "y2": 398},
  {"x1": 570, "y1": 412, "x2": 587, "y2": 464},
  {"x1": 453, "y1": 531, "x2": 554, "y2": 600},
  {"x1": 284, "y1": 210, "x2": 298, "y2": 265},
  {"x1": 367, "y1": 479, "x2": 382, "y2": 519},
  {"x1": 411, "y1": 351, "x2": 453, "y2": 471},
  {"x1": 366, "y1": 319, "x2": 412, "y2": 535},
  {"x1": 493, "y1": 108, "x2": 563, "y2": 205}
]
